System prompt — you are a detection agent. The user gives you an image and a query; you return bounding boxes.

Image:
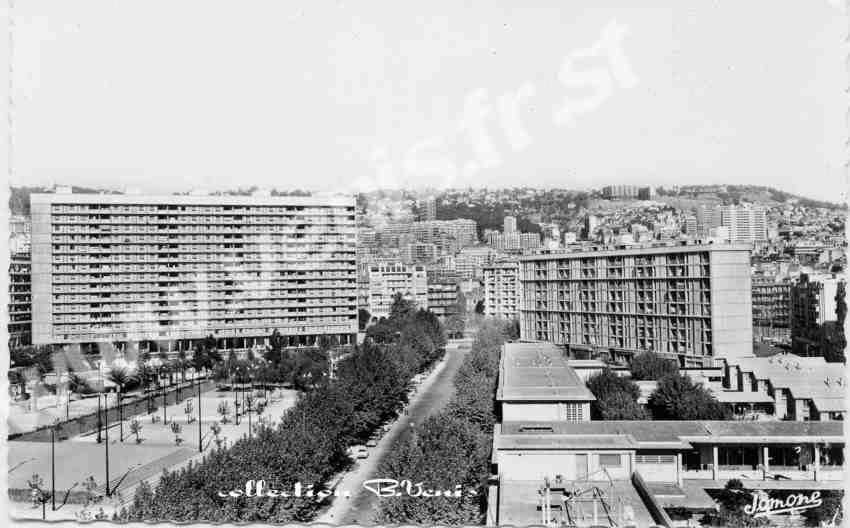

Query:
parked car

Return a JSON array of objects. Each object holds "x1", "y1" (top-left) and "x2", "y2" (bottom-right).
[
  {"x1": 366, "y1": 438, "x2": 378, "y2": 447},
  {"x1": 355, "y1": 446, "x2": 369, "y2": 459}
]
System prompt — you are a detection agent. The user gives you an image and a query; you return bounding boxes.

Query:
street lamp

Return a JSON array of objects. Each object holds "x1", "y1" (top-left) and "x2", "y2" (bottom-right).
[
  {"x1": 103, "y1": 393, "x2": 111, "y2": 497},
  {"x1": 51, "y1": 419, "x2": 60, "y2": 511},
  {"x1": 197, "y1": 376, "x2": 203, "y2": 453},
  {"x1": 96, "y1": 392, "x2": 102, "y2": 444}
]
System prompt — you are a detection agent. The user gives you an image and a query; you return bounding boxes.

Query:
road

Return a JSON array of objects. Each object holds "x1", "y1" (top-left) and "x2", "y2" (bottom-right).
[{"x1": 315, "y1": 338, "x2": 472, "y2": 525}]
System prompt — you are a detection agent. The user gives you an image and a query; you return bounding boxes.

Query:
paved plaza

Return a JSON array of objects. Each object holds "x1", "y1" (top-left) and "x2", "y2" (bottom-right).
[{"x1": 8, "y1": 386, "x2": 299, "y2": 521}]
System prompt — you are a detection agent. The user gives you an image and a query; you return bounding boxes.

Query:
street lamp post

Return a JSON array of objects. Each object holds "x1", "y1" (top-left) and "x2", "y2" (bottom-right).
[
  {"x1": 247, "y1": 397, "x2": 253, "y2": 440},
  {"x1": 197, "y1": 376, "x2": 203, "y2": 453},
  {"x1": 103, "y1": 394, "x2": 111, "y2": 497},
  {"x1": 96, "y1": 393, "x2": 102, "y2": 444},
  {"x1": 162, "y1": 383, "x2": 167, "y2": 425},
  {"x1": 233, "y1": 372, "x2": 240, "y2": 426},
  {"x1": 51, "y1": 420, "x2": 58, "y2": 511}
]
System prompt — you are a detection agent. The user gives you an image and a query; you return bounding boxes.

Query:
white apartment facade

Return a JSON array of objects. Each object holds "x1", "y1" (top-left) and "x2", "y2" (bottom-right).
[
  {"x1": 483, "y1": 262, "x2": 520, "y2": 320},
  {"x1": 30, "y1": 191, "x2": 358, "y2": 350},
  {"x1": 366, "y1": 262, "x2": 428, "y2": 319}
]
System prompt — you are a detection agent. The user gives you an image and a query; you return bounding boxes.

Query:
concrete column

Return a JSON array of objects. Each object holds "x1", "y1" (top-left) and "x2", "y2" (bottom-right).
[
  {"x1": 712, "y1": 446, "x2": 719, "y2": 480},
  {"x1": 763, "y1": 446, "x2": 770, "y2": 475},
  {"x1": 814, "y1": 444, "x2": 820, "y2": 481},
  {"x1": 677, "y1": 453, "x2": 683, "y2": 486}
]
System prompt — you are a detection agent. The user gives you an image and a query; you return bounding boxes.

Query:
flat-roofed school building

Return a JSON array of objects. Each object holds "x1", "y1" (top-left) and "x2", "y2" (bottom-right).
[
  {"x1": 497, "y1": 342, "x2": 595, "y2": 422},
  {"x1": 30, "y1": 190, "x2": 358, "y2": 351}
]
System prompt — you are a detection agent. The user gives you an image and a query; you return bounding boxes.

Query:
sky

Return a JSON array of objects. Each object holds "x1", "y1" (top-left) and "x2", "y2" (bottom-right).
[{"x1": 9, "y1": 1, "x2": 848, "y2": 203}]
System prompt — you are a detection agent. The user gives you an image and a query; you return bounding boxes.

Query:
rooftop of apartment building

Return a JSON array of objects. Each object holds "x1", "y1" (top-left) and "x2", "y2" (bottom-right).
[
  {"x1": 520, "y1": 241, "x2": 753, "y2": 261},
  {"x1": 728, "y1": 353, "x2": 846, "y2": 412},
  {"x1": 29, "y1": 190, "x2": 355, "y2": 206},
  {"x1": 495, "y1": 420, "x2": 845, "y2": 450},
  {"x1": 497, "y1": 342, "x2": 596, "y2": 402}
]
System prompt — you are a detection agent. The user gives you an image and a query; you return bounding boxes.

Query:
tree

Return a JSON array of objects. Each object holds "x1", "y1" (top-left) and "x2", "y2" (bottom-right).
[
  {"x1": 67, "y1": 371, "x2": 93, "y2": 395},
  {"x1": 217, "y1": 401, "x2": 231, "y2": 424},
  {"x1": 585, "y1": 369, "x2": 646, "y2": 420},
  {"x1": 802, "y1": 490, "x2": 843, "y2": 526},
  {"x1": 629, "y1": 351, "x2": 679, "y2": 380},
  {"x1": 130, "y1": 420, "x2": 143, "y2": 444},
  {"x1": 117, "y1": 308, "x2": 448, "y2": 524},
  {"x1": 107, "y1": 366, "x2": 138, "y2": 441},
  {"x1": 474, "y1": 300, "x2": 485, "y2": 315},
  {"x1": 648, "y1": 373, "x2": 730, "y2": 420},
  {"x1": 700, "y1": 480, "x2": 770, "y2": 527},
  {"x1": 184, "y1": 399, "x2": 194, "y2": 424},
  {"x1": 390, "y1": 292, "x2": 416, "y2": 320},
  {"x1": 170, "y1": 422, "x2": 183, "y2": 445},
  {"x1": 358, "y1": 309, "x2": 371, "y2": 330},
  {"x1": 596, "y1": 391, "x2": 650, "y2": 420},
  {"x1": 502, "y1": 319, "x2": 520, "y2": 341}
]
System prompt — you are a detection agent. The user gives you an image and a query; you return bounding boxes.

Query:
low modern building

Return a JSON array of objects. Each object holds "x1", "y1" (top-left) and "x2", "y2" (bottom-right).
[
  {"x1": 9, "y1": 252, "x2": 32, "y2": 348},
  {"x1": 29, "y1": 190, "x2": 358, "y2": 351},
  {"x1": 496, "y1": 342, "x2": 595, "y2": 422},
  {"x1": 483, "y1": 261, "x2": 520, "y2": 320},
  {"x1": 491, "y1": 420, "x2": 844, "y2": 527},
  {"x1": 518, "y1": 243, "x2": 753, "y2": 366},
  {"x1": 723, "y1": 353, "x2": 846, "y2": 421}
]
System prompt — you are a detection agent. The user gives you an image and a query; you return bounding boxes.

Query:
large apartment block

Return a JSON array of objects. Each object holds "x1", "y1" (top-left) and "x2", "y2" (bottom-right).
[
  {"x1": 9, "y1": 252, "x2": 32, "y2": 348},
  {"x1": 790, "y1": 274, "x2": 843, "y2": 356},
  {"x1": 518, "y1": 243, "x2": 753, "y2": 365},
  {"x1": 751, "y1": 275, "x2": 792, "y2": 339},
  {"x1": 30, "y1": 191, "x2": 358, "y2": 349},
  {"x1": 483, "y1": 261, "x2": 520, "y2": 320},
  {"x1": 366, "y1": 262, "x2": 428, "y2": 319},
  {"x1": 696, "y1": 204, "x2": 767, "y2": 244}
]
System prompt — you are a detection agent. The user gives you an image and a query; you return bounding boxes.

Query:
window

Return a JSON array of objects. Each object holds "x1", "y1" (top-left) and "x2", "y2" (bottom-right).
[{"x1": 599, "y1": 454, "x2": 622, "y2": 468}]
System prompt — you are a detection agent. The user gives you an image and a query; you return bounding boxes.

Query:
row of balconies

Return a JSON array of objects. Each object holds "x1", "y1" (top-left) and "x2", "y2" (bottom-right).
[
  {"x1": 51, "y1": 260, "x2": 356, "y2": 273},
  {"x1": 51, "y1": 247, "x2": 355, "y2": 261},
  {"x1": 53, "y1": 298, "x2": 356, "y2": 315},
  {"x1": 51, "y1": 323, "x2": 357, "y2": 343},
  {"x1": 51, "y1": 269, "x2": 356, "y2": 282},
  {"x1": 52, "y1": 290, "x2": 354, "y2": 303},
  {"x1": 50, "y1": 233, "x2": 356, "y2": 244},
  {"x1": 49, "y1": 205, "x2": 353, "y2": 215},
  {"x1": 51, "y1": 280, "x2": 356, "y2": 293},
  {"x1": 51, "y1": 216, "x2": 354, "y2": 225},
  {"x1": 53, "y1": 310, "x2": 356, "y2": 325}
]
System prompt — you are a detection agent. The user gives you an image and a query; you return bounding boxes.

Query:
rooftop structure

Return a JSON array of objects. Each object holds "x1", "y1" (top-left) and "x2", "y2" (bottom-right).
[{"x1": 726, "y1": 353, "x2": 846, "y2": 421}]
